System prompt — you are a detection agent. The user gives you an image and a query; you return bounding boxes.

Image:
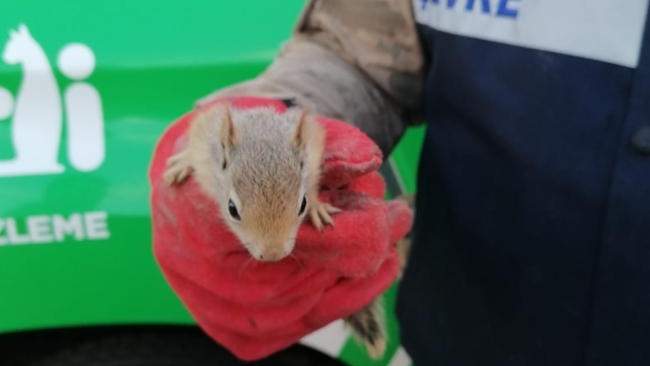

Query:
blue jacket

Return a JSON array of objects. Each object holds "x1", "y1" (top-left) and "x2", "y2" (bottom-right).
[{"x1": 396, "y1": 1, "x2": 650, "y2": 365}]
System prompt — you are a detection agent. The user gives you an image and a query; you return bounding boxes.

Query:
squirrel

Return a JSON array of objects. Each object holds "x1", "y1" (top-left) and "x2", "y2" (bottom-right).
[
  {"x1": 162, "y1": 102, "x2": 388, "y2": 359},
  {"x1": 163, "y1": 103, "x2": 341, "y2": 261}
]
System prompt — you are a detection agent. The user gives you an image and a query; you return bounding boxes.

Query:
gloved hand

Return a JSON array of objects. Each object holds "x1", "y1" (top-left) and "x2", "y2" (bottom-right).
[{"x1": 149, "y1": 96, "x2": 413, "y2": 361}]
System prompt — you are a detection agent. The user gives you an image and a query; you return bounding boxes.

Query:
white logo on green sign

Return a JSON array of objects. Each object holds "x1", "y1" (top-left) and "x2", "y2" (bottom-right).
[{"x1": 0, "y1": 24, "x2": 105, "y2": 177}]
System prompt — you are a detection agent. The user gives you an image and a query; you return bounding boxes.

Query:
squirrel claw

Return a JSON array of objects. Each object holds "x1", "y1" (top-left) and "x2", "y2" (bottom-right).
[
  {"x1": 308, "y1": 202, "x2": 341, "y2": 231},
  {"x1": 163, "y1": 152, "x2": 193, "y2": 186},
  {"x1": 309, "y1": 208, "x2": 324, "y2": 232}
]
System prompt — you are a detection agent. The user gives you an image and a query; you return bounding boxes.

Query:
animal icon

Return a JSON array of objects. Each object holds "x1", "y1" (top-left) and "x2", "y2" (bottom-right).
[{"x1": 0, "y1": 24, "x2": 63, "y2": 176}]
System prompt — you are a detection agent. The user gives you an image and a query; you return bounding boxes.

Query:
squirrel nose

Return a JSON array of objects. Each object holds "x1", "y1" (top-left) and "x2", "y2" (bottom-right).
[{"x1": 260, "y1": 249, "x2": 287, "y2": 262}]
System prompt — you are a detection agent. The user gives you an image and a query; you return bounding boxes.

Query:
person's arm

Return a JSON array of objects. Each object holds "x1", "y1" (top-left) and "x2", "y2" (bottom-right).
[{"x1": 196, "y1": 0, "x2": 425, "y2": 156}]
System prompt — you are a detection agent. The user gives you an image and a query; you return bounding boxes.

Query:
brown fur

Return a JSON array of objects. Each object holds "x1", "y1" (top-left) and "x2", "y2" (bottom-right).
[
  {"x1": 344, "y1": 297, "x2": 387, "y2": 359},
  {"x1": 164, "y1": 102, "x2": 339, "y2": 261}
]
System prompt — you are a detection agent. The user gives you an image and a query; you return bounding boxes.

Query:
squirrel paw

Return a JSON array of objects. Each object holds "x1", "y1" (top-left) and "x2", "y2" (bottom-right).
[
  {"x1": 308, "y1": 202, "x2": 341, "y2": 232},
  {"x1": 163, "y1": 152, "x2": 193, "y2": 186}
]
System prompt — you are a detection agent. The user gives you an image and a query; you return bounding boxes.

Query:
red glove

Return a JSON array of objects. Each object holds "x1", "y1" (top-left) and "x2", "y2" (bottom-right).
[{"x1": 149, "y1": 96, "x2": 413, "y2": 361}]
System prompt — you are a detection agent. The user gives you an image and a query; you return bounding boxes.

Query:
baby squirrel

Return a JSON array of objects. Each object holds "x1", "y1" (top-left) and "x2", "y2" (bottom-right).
[
  {"x1": 163, "y1": 103, "x2": 341, "y2": 261},
  {"x1": 163, "y1": 102, "x2": 387, "y2": 359}
]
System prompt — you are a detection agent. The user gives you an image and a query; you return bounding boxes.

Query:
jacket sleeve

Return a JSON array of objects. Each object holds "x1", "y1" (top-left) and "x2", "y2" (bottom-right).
[{"x1": 195, "y1": 0, "x2": 426, "y2": 156}]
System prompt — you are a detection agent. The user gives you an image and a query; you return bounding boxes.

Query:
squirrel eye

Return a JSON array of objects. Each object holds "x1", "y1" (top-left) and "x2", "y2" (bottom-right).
[
  {"x1": 228, "y1": 199, "x2": 240, "y2": 220},
  {"x1": 299, "y1": 196, "x2": 307, "y2": 215}
]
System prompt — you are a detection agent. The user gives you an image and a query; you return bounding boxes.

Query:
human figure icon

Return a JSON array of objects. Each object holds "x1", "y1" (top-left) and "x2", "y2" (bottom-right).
[
  {"x1": 0, "y1": 24, "x2": 64, "y2": 177},
  {"x1": 57, "y1": 43, "x2": 105, "y2": 172}
]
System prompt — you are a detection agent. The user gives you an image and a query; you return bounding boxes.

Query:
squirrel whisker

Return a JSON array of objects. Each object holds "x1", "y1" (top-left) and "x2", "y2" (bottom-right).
[
  {"x1": 238, "y1": 256, "x2": 255, "y2": 278},
  {"x1": 288, "y1": 252, "x2": 304, "y2": 270}
]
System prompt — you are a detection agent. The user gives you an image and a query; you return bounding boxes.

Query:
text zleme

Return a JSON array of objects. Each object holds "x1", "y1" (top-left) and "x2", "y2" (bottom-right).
[{"x1": 0, "y1": 212, "x2": 110, "y2": 245}]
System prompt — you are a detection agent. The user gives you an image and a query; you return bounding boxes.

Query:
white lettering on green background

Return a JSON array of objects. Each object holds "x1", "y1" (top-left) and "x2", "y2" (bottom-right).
[{"x1": 0, "y1": 211, "x2": 110, "y2": 245}]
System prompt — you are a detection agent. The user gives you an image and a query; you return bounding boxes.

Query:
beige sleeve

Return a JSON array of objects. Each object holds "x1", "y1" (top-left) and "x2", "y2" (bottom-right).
[{"x1": 195, "y1": 0, "x2": 426, "y2": 156}]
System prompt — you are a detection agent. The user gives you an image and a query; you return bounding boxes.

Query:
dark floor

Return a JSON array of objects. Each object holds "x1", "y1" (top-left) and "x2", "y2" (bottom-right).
[{"x1": 0, "y1": 325, "x2": 349, "y2": 366}]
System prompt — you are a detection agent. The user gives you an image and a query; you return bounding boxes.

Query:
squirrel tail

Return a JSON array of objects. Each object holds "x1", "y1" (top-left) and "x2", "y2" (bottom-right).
[{"x1": 343, "y1": 297, "x2": 387, "y2": 360}]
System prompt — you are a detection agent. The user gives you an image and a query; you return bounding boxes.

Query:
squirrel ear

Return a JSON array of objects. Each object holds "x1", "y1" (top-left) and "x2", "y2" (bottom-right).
[
  {"x1": 291, "y1": 107, "x2": 310, "y2": 149},
  {"x1": 219, "y1": 104, "x2": 239, "y2": 151}
]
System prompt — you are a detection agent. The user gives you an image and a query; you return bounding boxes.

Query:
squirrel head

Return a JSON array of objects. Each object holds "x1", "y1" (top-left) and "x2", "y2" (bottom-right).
[{"x1": 190, "y1": 104, "x2": 317, "y2": 262}]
